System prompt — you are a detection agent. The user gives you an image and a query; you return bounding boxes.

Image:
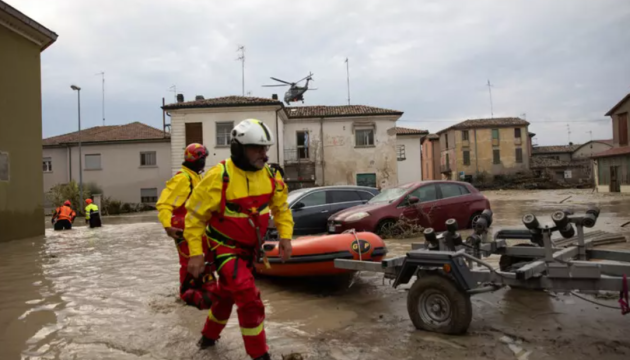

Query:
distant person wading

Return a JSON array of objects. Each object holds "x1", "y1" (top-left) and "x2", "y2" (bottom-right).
[
  {"x1": 51, "y1": 200, "x2": 76, "y2": 230},
  {"x1": 84, "y1": 198, "x2": 101, "y2": 228}
]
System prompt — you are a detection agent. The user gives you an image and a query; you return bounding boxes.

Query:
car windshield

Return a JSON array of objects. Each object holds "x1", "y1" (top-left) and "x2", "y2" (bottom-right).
[
  {"x1": 368, "y1": 187, "x2": 408, "y2": 204},
  {"x1": 287, "y1": 189, "x2": 308, "y2": 205}
]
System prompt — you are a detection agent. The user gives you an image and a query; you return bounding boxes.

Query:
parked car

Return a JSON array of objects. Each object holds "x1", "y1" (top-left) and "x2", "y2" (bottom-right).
[
  {"x1": 267, "y1": 185, "x2": 380, "y2": 238},
  {"x1": 328, "y1": 180, "x2": 491, "y2": 234}
]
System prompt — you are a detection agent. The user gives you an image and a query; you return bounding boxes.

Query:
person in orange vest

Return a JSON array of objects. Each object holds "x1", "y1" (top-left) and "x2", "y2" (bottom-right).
[
  {"x1": 156, "y1": 143, "x2": 215, "y2": 310},
  {"x1": 185, "y1": 119, "x2": 294, "y2": 360},
  {"x1": 52, "y1": 200, "x2": 76, "y2": 231}
]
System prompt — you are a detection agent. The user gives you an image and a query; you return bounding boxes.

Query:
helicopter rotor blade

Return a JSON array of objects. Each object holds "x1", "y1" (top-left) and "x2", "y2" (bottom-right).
[
  {"x1": 295, "y1": 73, "x2": 314, "y2": 84},
  {"x1": 270, "y1": 77, "x2": 293, "y2": 85},
  {"x1": 262, "y1": 84, "x2": 289, "y2": 87}
]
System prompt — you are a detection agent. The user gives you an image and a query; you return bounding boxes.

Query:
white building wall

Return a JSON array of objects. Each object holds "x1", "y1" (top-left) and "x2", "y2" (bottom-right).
[
  {"x1": 42, "y1": 147, "x2": 70, "y2": 192},
  {"x1": 43, "y1": 141, "x2": 171, "y2": 204},
  {"x1": 396, "y1": 135, "x2": 422, "y2": 185},
  {"x1": 168, "y1": 106, "x2": 283, "y2": 174}
]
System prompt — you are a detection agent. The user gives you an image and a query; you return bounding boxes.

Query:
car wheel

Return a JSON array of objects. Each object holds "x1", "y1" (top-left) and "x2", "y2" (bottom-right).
[
  {"x1": 468, "y1": 211, "x2": 482, "y2": 229},
  {"x1": 377, "y1": 219, "x2": 397, "y2": 238}
]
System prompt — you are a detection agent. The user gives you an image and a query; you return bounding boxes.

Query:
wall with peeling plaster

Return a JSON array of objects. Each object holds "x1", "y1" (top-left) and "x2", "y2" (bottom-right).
[{"x1": 396, "y1": 135, "x2": 422, "y2": 184}]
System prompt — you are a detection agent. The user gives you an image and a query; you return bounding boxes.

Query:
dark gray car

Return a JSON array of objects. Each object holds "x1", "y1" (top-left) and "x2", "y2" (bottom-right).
[{"x1": 266, "y1": 185, "x2": 379, "y2": 238}]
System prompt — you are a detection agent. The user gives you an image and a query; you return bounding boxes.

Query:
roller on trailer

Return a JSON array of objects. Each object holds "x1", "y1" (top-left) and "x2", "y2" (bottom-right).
[{"x1": 335, "y1": 207, "x2": 630, "y2": 334}]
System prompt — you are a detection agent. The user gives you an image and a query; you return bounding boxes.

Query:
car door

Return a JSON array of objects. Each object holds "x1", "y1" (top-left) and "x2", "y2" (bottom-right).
[
  {"x1": 436, "y1": 183, "x2": 473, "y2": 227},
  {"x1": 328, "y1": 190, "x2": 365, "y2": 219},
  {"x1": 291, "y1": 190, "x2": 331, "y2": 235},
  {"x1": 400, "y1": 184, "x2": 439, "y2": 228}
]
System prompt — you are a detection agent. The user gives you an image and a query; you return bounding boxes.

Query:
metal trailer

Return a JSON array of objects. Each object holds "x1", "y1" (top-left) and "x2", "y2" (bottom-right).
[{"x1": 334, "y1": 207, "x2": 630, "y2": 335}]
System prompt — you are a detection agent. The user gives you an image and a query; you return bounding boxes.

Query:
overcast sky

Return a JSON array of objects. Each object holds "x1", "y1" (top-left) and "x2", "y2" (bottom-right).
[{"x1": 12, "y1": 0, "x2": 630, "y2": 145}]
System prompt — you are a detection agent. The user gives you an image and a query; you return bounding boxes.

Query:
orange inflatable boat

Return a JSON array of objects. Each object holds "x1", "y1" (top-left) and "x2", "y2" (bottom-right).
[{"x1": 254, "y1": 232, "x2": 387, "y2": 277}]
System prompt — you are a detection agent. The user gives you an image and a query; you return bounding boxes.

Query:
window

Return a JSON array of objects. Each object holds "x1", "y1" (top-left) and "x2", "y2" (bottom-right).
[
  {"x1": 619, "y1": 113, "x2": 628, "y2": 146},
  {"x1": 356, "y1": 173, "x2": 377, "y2": 187},
  {"x1": 85, "y1": 154, "x2": 102, "y2": 170},
  {"x1": 397, "y1": 145, "x2": 406, "y2": 161},
  {"x1": 331, "y1": 190, "x2": 361, "y2": 203},
  {"x1": 141, "y1": 188, "x2": 158, "y2": 203},
  {"x1": 43, "y1": 157, "x2": 52, "y2": 172},
  {"x1": 514, "y1": 128, "x2": 522, "y2": 138},
  {"x1": 140, "y1": 151, "x2": 156, "y2": 167},
  {"x1": 463, "y1": 150, "x2": 470, "y2": 166},
  {"x1": 410, "y1": 184, "x2": 437, "y2": 203},
  {"x1": 355, "y1": 129, "x2": 374, "y2": 147},
  {"x1": 297, "y1": 191, "x2": 326, "y2": 207},
  {"x1": 445, "y1": 134, "x2": 449, "y2": 148},
  {"x1": 0, "y1": 152, "x2": 9, "y2": 181},
  {"x1": 492, "y1": 129, "x2": 500, "y2": 140},
  {"x1": 439, "y1": 183, "x2": 469, "y2": 199},
  {"x1": 185, "y1": 122, "x2": 203, "y2": 146},
  {"x1": 357, "y1": 191, "x2": 375, "y2": 201},
  {"x1": 515, "y1": 148, "x2": 523, "y2": 163},
  {"x1": 493, "y1": 149, "x2": 500, "y2": 164},
  {"x1": 445, "y1": 153, "x2": 450, "y2": 169},
  {"x1": 297, "y1": 131, "x2": 309, "y2": 159},
  {"x1": 216, "y1": 122, "x2": 233, "y2": 147},
  {"x1": 462, "y1": 130, "x2": 469, "y2": 141}
]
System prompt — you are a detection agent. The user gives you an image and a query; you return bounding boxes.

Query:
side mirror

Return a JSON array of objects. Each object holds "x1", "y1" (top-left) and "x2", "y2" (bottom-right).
[
  {"x1": 292, "y1": 202, "x2": 305, "y2": 210},
  {"x1": 408, "y1": 196, "x2": 420, "y2": 205}
]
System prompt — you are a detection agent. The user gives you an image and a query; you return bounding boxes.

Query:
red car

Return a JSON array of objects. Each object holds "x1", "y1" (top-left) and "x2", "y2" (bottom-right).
[{"x1": 328, "y1": 180, "x2": 491, "y2": 234}]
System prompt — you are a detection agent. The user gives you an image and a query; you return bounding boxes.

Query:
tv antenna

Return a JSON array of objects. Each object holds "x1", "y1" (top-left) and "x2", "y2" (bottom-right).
[
  {"x1": 95, "y1": 71, "x2": 105, "y2": 125},
  {"x1": 487, "y1": 80, "x2": 494, "y2": 118},
  {"x1": 345, "y1": 57, "x2": 351, "y2": 105},
  {"x1": 567, "y1": 124, "x2": 572, "y2": 144},
  {"x1": 168, "y1": 85, "x2": 177, "y2": 102},
  {"x1": 236, "y1": 45, "x2": 245, "y2": 96},
  {"x1": 587, "y1": 130, "x2": 593, "y2": 142}
]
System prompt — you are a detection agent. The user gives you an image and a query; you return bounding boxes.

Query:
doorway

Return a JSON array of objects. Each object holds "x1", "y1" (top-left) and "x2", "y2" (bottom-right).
[{"x1": 610, "y1": 166, "x2": 620, "y2": 193}]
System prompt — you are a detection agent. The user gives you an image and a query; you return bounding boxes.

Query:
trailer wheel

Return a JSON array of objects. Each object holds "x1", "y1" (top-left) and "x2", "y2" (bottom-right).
[{"x1": 407, "y1": 273, "x2": 472, "y2": 335}]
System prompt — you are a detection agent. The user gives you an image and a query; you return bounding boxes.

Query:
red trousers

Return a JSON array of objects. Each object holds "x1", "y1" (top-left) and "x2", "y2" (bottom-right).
[
  {"x1": 176, "y1": 237, "x2": 214, "y2": 310},
  {"x1": 202, "y1": 239, "x2": 267, "y2": 359}
]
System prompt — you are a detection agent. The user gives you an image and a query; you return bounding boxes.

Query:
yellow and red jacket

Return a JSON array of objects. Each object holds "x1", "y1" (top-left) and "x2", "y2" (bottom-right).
[
  {"x1": 184, "y1": 158, "x2": 293, "y2": 257},
  {"x1": 54, "y1": 205, "x2": 76, "y2": 222},
  {"x1": 156, "y1": 166, "x2": 201, "y2": 229}
]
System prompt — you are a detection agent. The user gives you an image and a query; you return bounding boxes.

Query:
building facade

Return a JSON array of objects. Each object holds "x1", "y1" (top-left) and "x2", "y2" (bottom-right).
[
  {"x1": 437, "y1": 118, "x2": 530, "y2": 180},
  {"x1": 395, "y1": 127, "x2": 428, "y2": 185},
  {"x1": 163, "y1": 96, "x2": 406, "y2": 189},
  {"x1": 42, "y1": 122, "x2": 172, "y2": 206},
  {"x1": 0, "y1": 1, "x2": 57, "y2": 242},
  {"x1": 593, "y1": 93, "x2": 630, "y2": 193},
  {"x1": 421, "y1": 134, "x2": 440, "y2": 180}
]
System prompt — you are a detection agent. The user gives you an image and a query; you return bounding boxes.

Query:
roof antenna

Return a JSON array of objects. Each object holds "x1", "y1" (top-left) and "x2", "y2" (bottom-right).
[
  {"x1": 236, "y1": 45, "x2": 245, "y2": 96},
  {"x1": 168, "y1": 85, "x2": 177, "y2": 102},
  {"x1": 567, "y1": 124, "x2": 572, "y2": 144},
  {"x1": 487, "y1": 80, "x2": 494, "y2": 119},
  {"x1": 95, "y1": 71, "x2": 105, "y2": 125},
  {"x1": 345, "y1": 57, "x2": 351, "y2": 105}
]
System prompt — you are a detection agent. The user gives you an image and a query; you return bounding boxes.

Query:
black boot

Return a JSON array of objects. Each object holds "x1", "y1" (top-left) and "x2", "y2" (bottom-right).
[
  {"x1": 197, "y1": 335, "x2": 216, "y2": 349},
  {"x1": 253, "y1": 353, "x2": 271, "y2": 360}
]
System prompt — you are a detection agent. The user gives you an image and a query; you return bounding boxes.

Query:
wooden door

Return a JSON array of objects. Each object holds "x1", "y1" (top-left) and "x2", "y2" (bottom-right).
[
  {"x1": 185, "y1": 122, "x2": 203, "y2": 146},
  {"x1": 610, "y1": 166, "x2": 620, "y2": 193}
]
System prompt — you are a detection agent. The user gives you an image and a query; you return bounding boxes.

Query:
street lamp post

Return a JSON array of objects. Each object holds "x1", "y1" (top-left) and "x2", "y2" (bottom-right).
[{"x1": 71, "y1": 85, "x2": 83, "y2": 206}]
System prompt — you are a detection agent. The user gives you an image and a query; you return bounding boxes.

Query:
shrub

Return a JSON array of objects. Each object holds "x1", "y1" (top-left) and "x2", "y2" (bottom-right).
[{"x1": 46, "y1": 180, "x2": 92, "y2": 214}]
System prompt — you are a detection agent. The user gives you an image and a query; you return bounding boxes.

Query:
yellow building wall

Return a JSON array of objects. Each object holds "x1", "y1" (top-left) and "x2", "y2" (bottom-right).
[
  {"x1": 0, "y1": 25, "x2": 45, "y2": 242},
  {"x1": 446, "y1": 126, "x2": 529, "y2": 178}
]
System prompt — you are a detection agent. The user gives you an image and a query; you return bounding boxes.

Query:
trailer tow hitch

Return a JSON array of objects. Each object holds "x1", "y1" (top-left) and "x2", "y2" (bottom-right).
[{"x1": 620, "y1": 274, "x2": 629, "y2": 315}]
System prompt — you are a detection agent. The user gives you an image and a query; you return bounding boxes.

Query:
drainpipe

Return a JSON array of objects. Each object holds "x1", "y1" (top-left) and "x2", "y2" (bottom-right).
[
  {"x1": 474, "y1": 129, "x2": 479, "y2": 175},
  {"x1": 320, "y1": 117, "x2": 325, "y2": 185},
  {"x1": 275, "y1": 107, "x2": 282, "y2": 164}
]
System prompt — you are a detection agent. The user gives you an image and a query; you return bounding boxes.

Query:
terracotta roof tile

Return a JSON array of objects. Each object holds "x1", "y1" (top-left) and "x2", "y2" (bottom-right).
[
  {"x1": 592, "y1": 146, "x2": 630, "y2": 158},
  {"x1": 426, "y1": 134, "x2": 439, "y2": 140},
  {"x1": 532, "y1": 144, "x2": 581, "y2": 154},
  {"x1": 43, "y1": 122, "x2": 168, "y2": 146},
  {"x1": 437, "y1": 117, "x2": 529, "y2": 134},
  {"x1": 395, "y1": 127, "x2": 428, "y2": 135},
  {"x1": 162, "y1": 96, "x2": 282, "y2": 110},
  {"x1": 285, "y1": 105, "x2": 403, "y2": 118}
]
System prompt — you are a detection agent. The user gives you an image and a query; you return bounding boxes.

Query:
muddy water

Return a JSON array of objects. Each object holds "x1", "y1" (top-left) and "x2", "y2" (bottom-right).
[{"x1": 2, "y1": 190, "x2": 630, "y2": 360}]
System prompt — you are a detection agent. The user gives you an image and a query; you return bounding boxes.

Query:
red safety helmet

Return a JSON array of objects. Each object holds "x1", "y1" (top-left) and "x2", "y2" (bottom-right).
[
  {"x1": 64, "y1": 200, "x2": 71, "y2": 206},
  {"x1": 184, "y1": 143, "x2": 208, "y2": 162},
  {"x1": 85, "y1": 199, "x2": 93, "y2": 204}
]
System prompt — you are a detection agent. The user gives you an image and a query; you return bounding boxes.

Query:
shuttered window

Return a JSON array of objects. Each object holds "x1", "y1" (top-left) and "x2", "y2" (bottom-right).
[{"x1": 185, "y1": 122, "x2": 203, "y2": 146}]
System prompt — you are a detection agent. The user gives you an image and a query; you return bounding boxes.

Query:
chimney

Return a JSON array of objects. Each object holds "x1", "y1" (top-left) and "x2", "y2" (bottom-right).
[
  {"x1": 569, "y1": 141, "x2": 573, "y2": 145},
  {"x1": 272, "y1": 94, "x2": 278, "y2": 100},
  {"x1": 195, "y1": 95, "x2": 204, "y2": 100},
  {"x1": 176, "y1": 94, "x2": 184, "y2": 103}
]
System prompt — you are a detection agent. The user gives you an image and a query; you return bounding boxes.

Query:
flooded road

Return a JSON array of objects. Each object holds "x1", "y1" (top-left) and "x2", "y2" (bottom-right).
[{"x1": 2, "y1": 190, "x2": 630, "y2": 360}]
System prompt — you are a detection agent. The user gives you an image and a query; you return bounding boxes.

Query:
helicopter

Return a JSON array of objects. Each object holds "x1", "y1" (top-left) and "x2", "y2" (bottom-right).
[{"x1": 262, "y1": 72, "x2": 316, "y2": 105}]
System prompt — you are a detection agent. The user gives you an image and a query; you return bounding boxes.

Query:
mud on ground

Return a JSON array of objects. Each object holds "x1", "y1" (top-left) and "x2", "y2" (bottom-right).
[{"x1": 2, "y1": 189, "x2": 630, "y2": 360}]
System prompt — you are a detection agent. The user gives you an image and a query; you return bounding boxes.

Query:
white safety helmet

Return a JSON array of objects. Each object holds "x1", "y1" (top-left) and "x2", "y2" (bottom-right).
[{"x1": 231, "y1": 119, "x2": 275, "y2": 146}]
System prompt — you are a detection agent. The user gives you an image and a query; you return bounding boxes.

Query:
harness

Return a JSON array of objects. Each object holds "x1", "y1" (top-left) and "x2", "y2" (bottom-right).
[
  {"x1": 173, "y1": 170, "x2": 195, "y2": 251},
  {"x1": 206, "y1": 160, "x2": 278, "y2": 276}
]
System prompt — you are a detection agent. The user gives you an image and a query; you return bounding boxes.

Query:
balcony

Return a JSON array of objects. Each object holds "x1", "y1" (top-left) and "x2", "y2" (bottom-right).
[
  {"x1": 284, "y1": 147, "x2": 312, "y2": 164},
  {"x1": 440, "y1": 164, "x2": 452, "y2": 173}
]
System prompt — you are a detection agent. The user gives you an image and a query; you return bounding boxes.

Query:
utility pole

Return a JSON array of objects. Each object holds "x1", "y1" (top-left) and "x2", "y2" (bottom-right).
[
  {"x1": 237, "y1": 45, "x2": 245, "y2": 96},
  {"x1": 345, "y1": 57, "x2": 351, "y2": 105},
  {"x1": 487, "y1": 80, "x2": 494, "y2": 118},
  {"x1": 95, "y1": 71, "x2": 105, "y2": 125}
]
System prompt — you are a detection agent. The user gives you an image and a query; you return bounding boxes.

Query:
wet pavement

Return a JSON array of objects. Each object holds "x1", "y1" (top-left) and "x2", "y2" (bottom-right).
[{"x1": 2, "y1": 189, "x2": 630, "y2": 360}]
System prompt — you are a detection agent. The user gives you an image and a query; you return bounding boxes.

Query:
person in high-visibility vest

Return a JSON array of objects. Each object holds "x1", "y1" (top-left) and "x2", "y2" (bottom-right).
[
  {"x1": 156, "y1": 143, "x2": 215, "y2": 310},
  {"x1": 184, "y1": 119, "x2": 294, "y2": 360},
  {"x1": 84, "y1": 198, "x2": 102, "y2": 228},
  {"x1": 52, "y1": 200, "x2": 76, "y2": 230}
]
